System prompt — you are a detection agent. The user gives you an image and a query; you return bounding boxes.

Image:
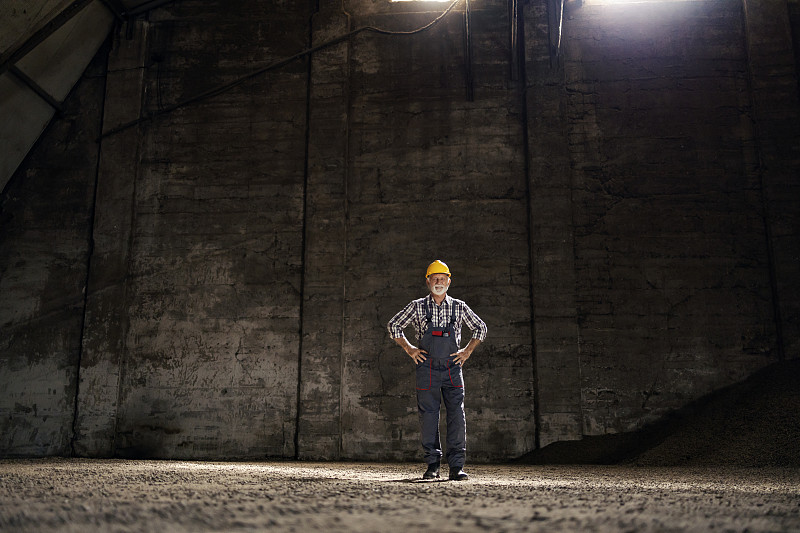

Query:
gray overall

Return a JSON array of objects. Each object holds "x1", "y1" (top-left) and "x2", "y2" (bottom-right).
[{"x1": 416, "y1": 300, "x2": 466, "y2": 468}]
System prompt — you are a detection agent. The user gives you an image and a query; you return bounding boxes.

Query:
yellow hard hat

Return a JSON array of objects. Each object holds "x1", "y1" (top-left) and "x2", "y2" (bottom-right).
[{"x1": 426, "y1": 260, "x2": 451, "y2": 278}]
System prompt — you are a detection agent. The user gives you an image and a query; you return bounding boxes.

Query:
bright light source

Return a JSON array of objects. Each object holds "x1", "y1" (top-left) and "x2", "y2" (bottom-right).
[{"x1": 583, "y1": 0, "x2": 704, "y2": 4}]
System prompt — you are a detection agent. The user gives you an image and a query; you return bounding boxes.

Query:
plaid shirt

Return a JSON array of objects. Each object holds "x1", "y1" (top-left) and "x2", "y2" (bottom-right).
[{"x1": 387, "y1": 294, "x2": 487, "y2": 347}]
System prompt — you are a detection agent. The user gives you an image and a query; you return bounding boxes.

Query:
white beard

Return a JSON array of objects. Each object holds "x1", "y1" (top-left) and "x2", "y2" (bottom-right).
[{"x1": 431, "y1": 284, "x2": 447, "y2": 296}]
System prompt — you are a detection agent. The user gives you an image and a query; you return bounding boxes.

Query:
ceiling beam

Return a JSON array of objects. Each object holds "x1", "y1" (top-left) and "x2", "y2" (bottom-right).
[
  {"x1": 8, "y1": 65, "x2": 65, "y2": 113},
  {"x1": 127, "y1": 0, "x2": 176, "y2": 17},
  {"x1": 97, "y1": 0, "x2": 127, "y2": 21},
  {"x1": 0, "y1": 0, "x2": 97, "y2": 77}
]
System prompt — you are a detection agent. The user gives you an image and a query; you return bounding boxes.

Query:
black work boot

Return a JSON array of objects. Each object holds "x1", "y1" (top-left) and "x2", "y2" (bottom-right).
[
  {"x1": 449, "y1": 467, "x2": 469, "y2": 481},
  {"x1": 423, "y1": 462, "x2": 440, "y2": 480}
]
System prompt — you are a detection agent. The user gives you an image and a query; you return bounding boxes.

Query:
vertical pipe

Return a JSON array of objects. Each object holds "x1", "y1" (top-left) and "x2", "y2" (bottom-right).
[
  {"x1": 510, "y1": 0, "x2": 519, "y2": 81},
  {"x1": 464, "y1": 0, "x2": 474, "y2": 101},
  {"x1": 517, "y1": 1, "x2": 541, "y2": 450},
  {"x1": 339, "y1": 7, "x2": 352, "y2": 462},
  {"x1": 740, "y1": 0, "x2": 786, "y2": 361},
  {"x1": 71, "y1": 38, "x2": 112, "y2": 457},
  {"x1": 295, "y1": 0, "x2": 319, "y2": 460}
]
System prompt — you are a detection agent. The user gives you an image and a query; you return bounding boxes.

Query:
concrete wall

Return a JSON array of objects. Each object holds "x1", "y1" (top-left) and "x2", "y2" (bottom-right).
[
  {"x1": 1, "y1": 0, "x2": 798, "y2": 460},
  {"x1": 74, "y1": 4, "x2": 312, "y2": 459},
  {"x1": 563, "y1": 0, "x2": 780, "y2": 435},
  {"x1": 302, "y1": 0, "x2": 536, "y2": 461},
  {"x1": 0, "y1": 42, "x2": 108, "y2": 456}
]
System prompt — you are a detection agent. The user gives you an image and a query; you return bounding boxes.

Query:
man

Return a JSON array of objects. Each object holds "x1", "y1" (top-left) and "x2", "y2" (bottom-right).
[{"x1": 387, "y1": 260, "x2": 487, "y2": 481}]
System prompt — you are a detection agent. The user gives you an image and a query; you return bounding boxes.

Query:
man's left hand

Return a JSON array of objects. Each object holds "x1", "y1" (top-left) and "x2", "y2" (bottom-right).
[{"x1": 452, "y1": 349, "x2": 471, "y2": 366}]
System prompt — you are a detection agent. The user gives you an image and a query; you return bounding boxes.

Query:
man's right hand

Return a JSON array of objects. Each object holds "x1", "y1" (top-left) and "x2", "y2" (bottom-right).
[
  {"x1": 393, "y1": 337, "x2": 427, "y2": 364},
  {"x1": 406, "y1": 347, "x2": 428, "y2": 364}
]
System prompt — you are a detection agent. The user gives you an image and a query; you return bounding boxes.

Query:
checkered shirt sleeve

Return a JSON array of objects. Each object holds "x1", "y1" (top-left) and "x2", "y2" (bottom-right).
[{"x1": 387, "y1": 295, "x2": 487, "y2": 344}]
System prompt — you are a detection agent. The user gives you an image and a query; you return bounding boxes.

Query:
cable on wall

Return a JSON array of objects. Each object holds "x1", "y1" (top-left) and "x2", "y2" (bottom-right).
[{"x1": 98, "y1": 0, "x2": 464, "y2": 140}]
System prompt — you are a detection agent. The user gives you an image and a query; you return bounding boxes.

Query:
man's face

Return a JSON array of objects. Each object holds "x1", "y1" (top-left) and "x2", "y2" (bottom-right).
[{"x1": 427, "y1": 274, "x2": 451, "y2": 296}]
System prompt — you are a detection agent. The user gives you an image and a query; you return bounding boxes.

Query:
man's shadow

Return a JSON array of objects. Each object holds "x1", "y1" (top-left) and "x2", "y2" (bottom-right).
[{"x1": 391, "y1": 477, "x2": 450, "y2": 483}]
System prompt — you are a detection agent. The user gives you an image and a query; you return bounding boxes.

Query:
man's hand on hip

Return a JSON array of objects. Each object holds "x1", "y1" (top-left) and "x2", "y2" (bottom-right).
[
  {"x1": 453, "y1": 338, "x2": 481, "y2": 366},
  {"x1": 407, "y1": 347, "x2": 428, "y2": 364},
  {"x1": 452, "y1": 349, "x2": 471, "y2": 366},
  {"x1": 394, "y1": 336, "x2": 427, "y2": 364}
]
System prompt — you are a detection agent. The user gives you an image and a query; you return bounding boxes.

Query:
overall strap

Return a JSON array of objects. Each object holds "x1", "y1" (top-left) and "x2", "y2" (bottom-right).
[{"x1": 425, "y1": 297, "x2": 455, "y2": 328}]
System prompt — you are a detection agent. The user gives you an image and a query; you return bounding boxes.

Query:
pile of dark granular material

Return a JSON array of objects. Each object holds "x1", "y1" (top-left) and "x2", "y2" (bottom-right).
[
  {"x1": 518, "y1": 358, "x2": 800, "y2": 467},
  {"x1": 630, "y1": 357, "x2": 800, "y2": 467}
]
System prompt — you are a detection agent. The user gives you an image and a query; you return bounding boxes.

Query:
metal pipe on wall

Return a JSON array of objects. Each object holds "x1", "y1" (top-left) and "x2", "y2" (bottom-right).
[{"x1": 464, "y1": 0, "x2": 474, "y2": 101}]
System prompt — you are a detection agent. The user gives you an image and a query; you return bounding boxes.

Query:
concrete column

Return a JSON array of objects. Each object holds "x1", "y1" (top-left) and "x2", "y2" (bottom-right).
[
  {"x1": 72, "y1": 21, "x2": 148, "y2": 456},
  {"x1": 523, "y1": 0, "x2": 583, "y2": 447},
  {"x1": 296, "y1": 6, "x2": 351, "y2": 459},
  {"x1": 742, "y1": 0, "x2": 800, "y2": 359}
]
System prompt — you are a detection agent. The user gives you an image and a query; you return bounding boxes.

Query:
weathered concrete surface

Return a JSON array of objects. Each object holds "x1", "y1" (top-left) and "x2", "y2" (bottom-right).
[
  {"x1": 343, "y1": 0, "x2": 535, "y2": 462},
  {"x1": 297, "y1": 5, "x2": 352, "y2": 461},
  {"x1": 71, "y1": 20, "x2": 150, "y2": 458},
  {"x1": 524, "y1": 0, "x2": 583, "y2": 448},
  {"x1": 0, "y1": 41, "x2": 109, "y2": 455},
  {"x1": 561, "y1": 0, "x2": 789, "y2": 436},
  {"x1": 742, "y1": 0, "x2": 800, "y2": 359},
  {"x1": 2, "y1": 0, "x2": 799, "y2": 461},
  {"x1": 1, "y1": 459, "x2": 799, "y2": 532},
  {"x1": 104, "y1": 2, "x2": 311, "y2": 459}
]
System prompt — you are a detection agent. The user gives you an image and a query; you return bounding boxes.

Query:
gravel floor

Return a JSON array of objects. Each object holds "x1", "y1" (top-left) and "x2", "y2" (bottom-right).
[{"x1": 1, "y1": 459, "x2": 798, "y2": 532}]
